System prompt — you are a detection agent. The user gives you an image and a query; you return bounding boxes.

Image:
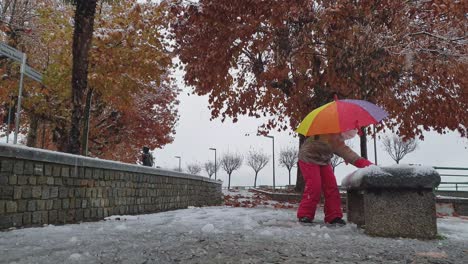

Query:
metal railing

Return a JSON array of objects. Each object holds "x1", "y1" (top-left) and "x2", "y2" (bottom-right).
[
  {"x1": 223, "y1": 167, "x2": 468, "y2": 192},
  {"x1": 222, "y1": 185, "x2": 294, "y2": 190},
  {"x1": 434, "y1": 166, "x2": 468, "y2": 191}
]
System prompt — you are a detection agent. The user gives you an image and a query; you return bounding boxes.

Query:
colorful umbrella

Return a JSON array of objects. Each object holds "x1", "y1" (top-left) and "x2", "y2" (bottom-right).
[{"x1": 296, "y1": 98, "x2": 388, "y2": 136}]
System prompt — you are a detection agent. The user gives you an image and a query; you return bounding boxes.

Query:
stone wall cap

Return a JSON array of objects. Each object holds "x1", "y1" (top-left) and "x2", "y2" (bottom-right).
[
  {"x1": 0, "y1": 143, "x2": 221, "y2": 184},
  {"x1": 341, "y1": 164, "x2": 440, "y2": 190}
]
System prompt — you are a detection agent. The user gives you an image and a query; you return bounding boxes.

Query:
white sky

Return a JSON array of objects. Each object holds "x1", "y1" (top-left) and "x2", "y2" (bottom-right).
[{"x1": 154, "y1": 80, "x2": 468, "y2": 188}]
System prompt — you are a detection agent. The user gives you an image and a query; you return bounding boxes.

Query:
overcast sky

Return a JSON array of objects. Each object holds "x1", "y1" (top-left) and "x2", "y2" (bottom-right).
[{"x1": 154, "y1": 78, "x2": 468, "y2": 188}]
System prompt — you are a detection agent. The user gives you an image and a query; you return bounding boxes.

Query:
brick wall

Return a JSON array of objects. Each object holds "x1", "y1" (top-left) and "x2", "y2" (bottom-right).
[{"x1": 0, "y1": 144, "x2": 222, "y2": 230}]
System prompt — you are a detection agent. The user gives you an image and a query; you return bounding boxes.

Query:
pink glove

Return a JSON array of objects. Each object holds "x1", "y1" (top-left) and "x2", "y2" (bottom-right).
[{"x1": 354, "y1": 158, "x2": 373, "y2": 168}]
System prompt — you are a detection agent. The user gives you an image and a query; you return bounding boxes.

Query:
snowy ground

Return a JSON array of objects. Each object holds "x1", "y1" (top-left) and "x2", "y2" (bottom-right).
[{"x1": 0, "y1": 190, "x2": 467, "y2": 264}]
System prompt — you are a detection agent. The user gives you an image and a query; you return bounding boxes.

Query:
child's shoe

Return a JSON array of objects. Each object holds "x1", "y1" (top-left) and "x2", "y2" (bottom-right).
[
  {"x1": 329, "y1": 217, "x2": 346, "y2": 225},
  {"x1": 298, "y1": 217, "x2": 313, "y2": 223}
]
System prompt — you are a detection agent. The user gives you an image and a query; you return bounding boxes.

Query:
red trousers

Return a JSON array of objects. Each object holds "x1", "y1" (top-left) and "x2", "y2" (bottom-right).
[{"x1": 297, "y1": 160, "x2": 343, "y2": 223}]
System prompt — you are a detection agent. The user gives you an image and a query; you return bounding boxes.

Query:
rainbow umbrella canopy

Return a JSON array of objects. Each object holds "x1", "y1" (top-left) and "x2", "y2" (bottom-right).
[{"x1": 296, "y1": 99, "x2": 388, "y2": 136}]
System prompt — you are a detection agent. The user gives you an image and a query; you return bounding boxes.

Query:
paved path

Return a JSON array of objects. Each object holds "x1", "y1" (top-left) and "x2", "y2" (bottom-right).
[{"x1": 1, "y1": 207, "x2": 467, "y2": 264}]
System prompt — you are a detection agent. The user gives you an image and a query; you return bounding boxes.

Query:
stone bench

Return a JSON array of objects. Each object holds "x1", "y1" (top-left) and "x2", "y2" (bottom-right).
[{"x1": 341, "y1": 165, "x2": 440, "y2": 239}]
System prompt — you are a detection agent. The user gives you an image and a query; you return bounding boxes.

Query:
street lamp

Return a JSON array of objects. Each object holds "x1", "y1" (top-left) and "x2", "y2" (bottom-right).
[
  {"x1": 209, "y1": 148, "x2": 217, "y2": 180},
  {"x1": 264, "y1": 135, "x2": 276, "y2": 191},
  {"x1": 174, "y1": 156, "x2": 181, "y2": 172}
]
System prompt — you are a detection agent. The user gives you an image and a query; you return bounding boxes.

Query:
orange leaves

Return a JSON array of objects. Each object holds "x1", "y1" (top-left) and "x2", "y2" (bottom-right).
[
  {"x1": 172, "y1": 0, "x2": 467, "y2": 139},
  {"x1": 223, "y1": 190, "x2": 298, "y2": 209}
]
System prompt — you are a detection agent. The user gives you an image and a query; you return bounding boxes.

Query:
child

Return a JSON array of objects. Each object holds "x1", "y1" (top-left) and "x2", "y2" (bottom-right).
[{"x1": 297, "y1": 129, "x2": 372, "y2": 225}]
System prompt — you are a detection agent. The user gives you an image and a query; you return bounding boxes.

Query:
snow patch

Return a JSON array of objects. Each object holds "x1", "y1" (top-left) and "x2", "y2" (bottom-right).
[
  {"x1": 341, "y1": 164, "x2": 438, "y2": 188},
  {"x1": 259, "y1": 230, "x2": 274, "y2": 236},
  {"x1": 115, "y1": 224, "x2": 127, "y2": 230},
  {"x1": 105, "y1": 215, "x2": 139, "y2": 221},
  {"x1": 201, "y1": 224, "x2": 216, "y2": 233},
  {"x1": 341, "y1": 165, "x2": 383, "y2": 188},
  {"x1": 68, "y1": 253, "x2": 81, "y2": 260}
]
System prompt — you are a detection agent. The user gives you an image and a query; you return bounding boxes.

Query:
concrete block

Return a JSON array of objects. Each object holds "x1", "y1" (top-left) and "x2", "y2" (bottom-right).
[
  {"x1": 13, "y1": 187, "x2": 22, "y2": 200},
  {"x1": 42, "y1": 187, "x2": 50, "y2": 199},
  {"x1": 13, "y1": 160, "x2": 24, "y2": 174},
  {"x1": 23, "y1": 212, "x2": 32, "y2": 225},
  {"x1": 48, "y1": 211, "x2": 58, "y2": 223},
  {"x1": 59, "y1": 187, "x2": 68, "y2": 198},
  {"x1": 52, "y1": 166, "x2": 61, "y2": 177},
  {"x1": 364, "y1": 189, "x2": 437, "y2": 239},
  {"x1": 0, "y1": 176, "x2": 8, "y2": 185},
  {"x1": 1, "y1": 160, "x2": 13, "y2": 172},
  {"x1": 28, "y1": 176, "x2": 37, "y2": 185},
  {"x1": 0, "y1": 186, "x2": 14, "y2": 199},
  {"x1": 32, "y1": 187, "x2": 42, "y2": 198},
  {"x1": 50, "y1": 187, "x2": 58, "y2": 198},
  {"x1": 54, "y1": 178, "x2": 63, "y2": 186},
  {"x1": 32, "y1": 211, "x2": 42, "y2": 224},
  {"x1": 37, "y1": 176, "x2": 47, "y2": 185},
  {"x1": 18, "y1": 176, "x2": 28, "y2": 185},
  {"x1": 62, "y1": 198, "x2": 69, "y2": 209},
  {"x1": 27, "y1": 200, "x2": 36, "y2": 211},
  {"x1": 61, "y1": 166, "x2": 70, "y2": 177},
  {"x1": 53, "y1": 200, "x2": 61, "y2": 210},
  {"x1": 24, "y1": 162, "x2": 34, "y2": 175},
  {"x1": 34, "y1": 164, "x2": 44, "y2": 176},
  {"x1": 44, "y1": 164, "x2": 52, "y2": 176},
  {"x1": 36, "y1": 200, "x2": 45, "y2": 211},
  {"x1": 9, "y1": 175, "x2": 17, "y2": 185}
]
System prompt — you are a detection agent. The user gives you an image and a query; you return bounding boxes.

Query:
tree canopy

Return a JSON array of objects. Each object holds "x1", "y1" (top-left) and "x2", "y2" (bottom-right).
[
  {"x1": 171, "y1": 0, "x2": 467, "y2": 139},
  {"x1": 1, "y1": 0, "x2": 179, "y2": 163}
]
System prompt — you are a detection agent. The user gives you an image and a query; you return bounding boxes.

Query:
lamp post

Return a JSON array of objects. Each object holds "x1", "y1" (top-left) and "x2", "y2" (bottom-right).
[
  {"x1": 264, "y1": 135, "x2": 276, "y2": 191},
  {"x1": 209, "y1": 148, "x2": 217, "y2": 180},
  {"x1": 245, "y1": 133, "x2": 276, "y2": 190},
  {"x1": 174, "y1": 156, "x2": 181, "y2": 172}
]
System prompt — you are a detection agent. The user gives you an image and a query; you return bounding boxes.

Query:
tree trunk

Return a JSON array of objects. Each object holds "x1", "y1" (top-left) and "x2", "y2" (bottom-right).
[
  {"x1": 288, "y1": 169, "x2": 291, "y2": 186},
  {"x1": 228, "y1": 173, "x2": 231, "y2": 190},
  {"x1": 41, "y1": 121, "x2": 46, "y2": 149},
  {"x1": 294, "y1": 134, "x2": 306, "y2": 192},
  {"x1": 254, "y1": 172, "x2": 258, "y2": 188},
  {"x1": 81, "y1": 88, "x2": 93, "y2": 156},
  {"x1": 26, "y1": 114, "x2": 39, "y2": 147},
  {"x1": 68, "y1": 0, "x2": 98, "y2": 154},
  {"x1": 360, "y1": 127, "x2": 368, "y2": 159}
]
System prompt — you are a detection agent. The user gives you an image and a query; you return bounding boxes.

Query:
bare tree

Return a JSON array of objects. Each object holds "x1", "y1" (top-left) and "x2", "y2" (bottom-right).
[
  {"x1": 220, "y1": 152, "x2": 243, "y2": 189},
  {"x1": 382, "y1": 135, "x2": 418, "y2": 164},
  {"x1": 203, "y1": 161, "x2": 217, "y2": 179},
  {"x1": 279, "y1": 146, "x2": 298, "y2": 186},
  {"x1": 187, "y1": 163, "x2": 202, "y2": 175},
  {"x1": 246, "y1": 149, "x2": 269, "y2": 188},
  {"x1": 330, "y1": 155, "x2": 344, "y2": 172}
]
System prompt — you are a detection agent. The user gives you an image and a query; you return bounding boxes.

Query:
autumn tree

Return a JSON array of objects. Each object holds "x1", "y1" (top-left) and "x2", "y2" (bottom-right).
[
  {"x1": 382, "y1": 135, "x2": 418, "y2": 164},
  {"x1": 246, "y1": 149, "x2": 269, "y2": 188},
  {"x1": 171, "y1": 0, "x2": 467, "y2": 191},
  {"x1": 204, "y1": 161, "x2": 217, "y2": 179},
  {"x1": 0, "y1": 0, "x2": 39, "y2": 143},
  {"x1": 187, "y1": 163, "x2": 202, "y2": 175},
  {"x1": 278, "y1": 146, "x2": 297, "y2": 185},
  {"x1": 8, "y1": 1, "x2": 180, "y2": 162},
  {"x1": 220, "y1": 152, "x2": 243, "y2": 190}
]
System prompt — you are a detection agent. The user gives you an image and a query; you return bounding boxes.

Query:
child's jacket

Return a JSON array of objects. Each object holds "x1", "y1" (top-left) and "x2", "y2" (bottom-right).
[{"x1": 298, "y1": 134, "x2": 360, "y2": 165}]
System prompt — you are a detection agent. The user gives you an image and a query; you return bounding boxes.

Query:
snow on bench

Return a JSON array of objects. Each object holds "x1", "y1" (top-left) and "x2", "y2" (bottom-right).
[{"x1": 341, "y1": 164, "x2": 441, "y2": 239}]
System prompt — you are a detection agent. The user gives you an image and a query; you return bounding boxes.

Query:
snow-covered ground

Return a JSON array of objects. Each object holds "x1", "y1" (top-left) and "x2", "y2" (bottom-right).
[{"x1": 0, "y1": 190, "x2": 467, "y2": 264}]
